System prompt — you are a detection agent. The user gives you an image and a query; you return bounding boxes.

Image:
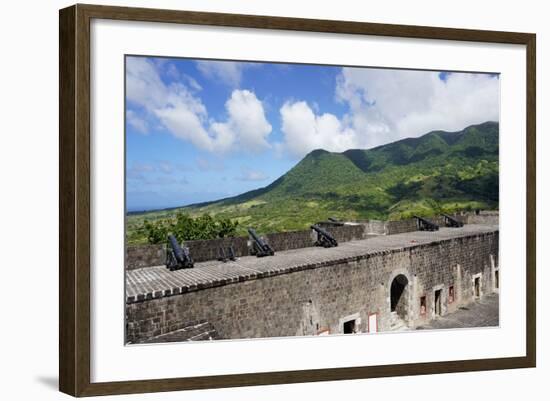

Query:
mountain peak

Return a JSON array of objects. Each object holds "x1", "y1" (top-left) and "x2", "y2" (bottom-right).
[
  {"x1": 183, "y1": 121, "x2": 498, "y2": 225},
  {"x1": 305, "y1": 149, "x2": 331, "y2": 159}
]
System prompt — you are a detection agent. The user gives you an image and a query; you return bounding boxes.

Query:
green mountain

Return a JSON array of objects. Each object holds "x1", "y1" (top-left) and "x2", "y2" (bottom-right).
[{"x1": 127, "y1": 121, "x2": 499, "y2": 243}]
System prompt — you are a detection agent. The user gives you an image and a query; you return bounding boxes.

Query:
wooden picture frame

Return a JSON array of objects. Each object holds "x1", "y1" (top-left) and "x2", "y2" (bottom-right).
[{"x1": 59, "y1": 3, "x2": 536, "y2": 397}]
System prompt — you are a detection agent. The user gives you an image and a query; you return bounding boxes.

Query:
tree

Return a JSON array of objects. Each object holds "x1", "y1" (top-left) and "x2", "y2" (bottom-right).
[{"x1": 141, "y1": 212, "x2": 239, "y2": 244}]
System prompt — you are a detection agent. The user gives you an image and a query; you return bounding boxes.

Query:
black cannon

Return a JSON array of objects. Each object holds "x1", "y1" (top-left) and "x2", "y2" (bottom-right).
[
  {"x1": 442, "y1": 214, "x2": 464, "y2": 228},
  {"x1": 413, "y1": 216, "x2": 439, "y2": 231},
  {"x1": 217, "y1": 245, "x2": 237, "y2": 262},
  {"x1": 165, "y1": 234, "x2": 194, "y2": 270},
  {"x1": 311, "y1": 224, "x2": 338, "y2": 248},
  {"x1": 327, "y1": 217, "x2": 344, "y2": 226},
  {"x1": 248, "y1": 228, "x2": 275, "y2": 257}
]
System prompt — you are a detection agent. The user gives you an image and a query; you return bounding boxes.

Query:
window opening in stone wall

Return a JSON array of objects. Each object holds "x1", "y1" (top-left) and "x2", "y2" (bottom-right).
[
  {"x1": 495, "y1": 270, "x2": 499, "y2": 289},
  {"x1": 343, "y1": 319, "x2": 357, "y2": 334},
  {"x1": 420, "y1": 296, "x2": 427, "y2": 316},
  {"x1": 474, "y1": 277, "x2": 481, "y2": 298},
  {"x1": 434, "y1": 289, "x2": 442, "y2": 316},
  {"x1": 449, "y1": 285, "x2": 455, "y2": 304}
]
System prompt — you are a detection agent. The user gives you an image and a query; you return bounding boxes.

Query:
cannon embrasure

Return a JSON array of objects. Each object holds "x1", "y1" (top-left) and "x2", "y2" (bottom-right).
[
  {"x1": 413, "y1": 215, "x2": 439, "y2": 231},
  {"x1": 165, "y1": 234, "x2": 194, "y2": 270},
  {"x1": 311, "y1": 224, "x2": 338, "y2": 248},
  {"x1": 248, "y1": 228, "x2": 275, "y2": 257},
  {"x1": 442, "y1": 213, "x2": 464, "y2": 228}
]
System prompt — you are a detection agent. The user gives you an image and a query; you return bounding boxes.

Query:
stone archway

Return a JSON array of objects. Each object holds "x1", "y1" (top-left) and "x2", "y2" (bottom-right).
[{"x1": 390, "y1": 274, "x2": 409, "y2": 320}]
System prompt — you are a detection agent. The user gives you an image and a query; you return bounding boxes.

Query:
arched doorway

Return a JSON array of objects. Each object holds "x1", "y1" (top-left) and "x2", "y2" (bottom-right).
[{"x1": 390, "y1": 274, "x2": 409, "y2": 320}]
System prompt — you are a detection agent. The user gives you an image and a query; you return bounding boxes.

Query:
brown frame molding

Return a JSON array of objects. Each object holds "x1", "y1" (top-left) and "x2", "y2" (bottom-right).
[{"x1": 59, "y1": 3, "x2": 536, "y2": 397}]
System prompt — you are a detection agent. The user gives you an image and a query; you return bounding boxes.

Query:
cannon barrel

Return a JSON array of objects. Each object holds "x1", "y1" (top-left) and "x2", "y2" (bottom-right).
[
  {"x1": 323, "y1": 217, "x2": 344, "y2": 226},
  {"x1": 311, "y1": 224, "x2": 332, "y2": 238},
  {"x1": 247, "y1": 228, "x2": 262, "y2": 243},
  {"x1": 311, "y1": 224, "x2": 338, "y2": 247},
  {"x1": 168, "y1": 234, "x2": 185, "y2": 263},
  {"x1": 442, "y1": 213, "x2": 463, "y2": 228},
  {"x1": 166, "y1": 234, "x2": 194, "y2": 270},
  {"x1": 413, "y1": 215, "x2": 439, "y2": 231},
  {"x1": 247, "y1": 228, "x2": 274, "y2": 257}
]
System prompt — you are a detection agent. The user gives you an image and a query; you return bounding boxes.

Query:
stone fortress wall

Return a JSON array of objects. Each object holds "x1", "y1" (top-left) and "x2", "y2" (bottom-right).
[
  {"x1": 125, "y1": 212, "x2": 499, "y2": 343},
  {"x1": 126, "y1": 223, "x2": 366, "y2": 269},
  {"x1": 126, "y1": 211, "x2": 497, "y2": 269}
]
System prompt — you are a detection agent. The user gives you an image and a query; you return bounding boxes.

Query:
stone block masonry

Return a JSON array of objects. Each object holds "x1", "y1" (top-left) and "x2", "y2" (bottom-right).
[{"x1": 126, "y1": 224, "x2": 499, "y2": 343}]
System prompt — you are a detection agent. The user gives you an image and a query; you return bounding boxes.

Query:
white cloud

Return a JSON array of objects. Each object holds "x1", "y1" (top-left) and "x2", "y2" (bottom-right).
[
  {"x1": 335, "y1": 68, "x2": 500, "y2": 147},
  {"x1": 236, "y1": 167, "x2": 269, "y2": 182},
  {"x1": 127, "y1": 162, "x2": 154, "y2": 176},
  {"x1": 279, "y1": 68, "x2": 499, "y2": 159},
  {"x1": 126, "y1": 110, "x2": 149, "y2": 134},
  {"x1": 165, "y1": 63, "x2": 202, "y2": 91},
  {"x1": 126, "y1": 161, "x2": 190, "y2": 192},
  {"x1": 126, "y1": 57, "x2": 168, "y2": 111},
  {"x1": 152, "y1": 176, "x2": 189, "y2": 186},
  {"x1": 196, "y1": 60, "x2": 253, "y2": 87},
  {"x1": 157, "y1": 161, "x2": 174, "y2": 174},
  {"x1": 128, "y1": 161, "x2": 184, "y2": 176},
  {"x1": 126, "y1": 57, "x2": 272, "y2": 154},
  {"x1": 185, "y1": 75, "x2": 202, "y2": 92},
  {"x1": 280, "y1": 101, "x2": 358, "y2": 158},
  {"x1": 212, "y1": 90, "x2": 272, "y2": 152}
]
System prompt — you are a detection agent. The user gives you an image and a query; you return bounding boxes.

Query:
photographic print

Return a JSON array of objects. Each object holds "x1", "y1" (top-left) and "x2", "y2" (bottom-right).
[{"x1": 124, "y1": 56, "x2": 500, "y2": 344}]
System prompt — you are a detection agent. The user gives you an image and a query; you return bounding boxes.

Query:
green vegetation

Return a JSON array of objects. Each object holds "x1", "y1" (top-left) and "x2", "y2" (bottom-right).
[
  {"x1": 129, "y1": 212, "x2": 238, "y2": 245},
  {"x1": 127, "y1": 121, "x2": 499, "y2": 245}
]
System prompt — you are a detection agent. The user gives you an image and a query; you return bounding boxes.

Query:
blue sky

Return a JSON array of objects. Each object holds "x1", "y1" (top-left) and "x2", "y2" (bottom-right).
[{"x1": 126, "y1": 56, "x2": 499, "y2": 211}]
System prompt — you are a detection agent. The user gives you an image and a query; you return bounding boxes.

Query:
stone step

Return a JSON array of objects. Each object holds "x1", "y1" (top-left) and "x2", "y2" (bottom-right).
[
  {"x1": 188, "y1": 330, "x2": 218, "y2": 341},
  {"x1": 140, "y1": 321, "x2": 219, "y2": 343},
  {"x1": 389, "y1": 312, "x2": 409, "y2": 331}
]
